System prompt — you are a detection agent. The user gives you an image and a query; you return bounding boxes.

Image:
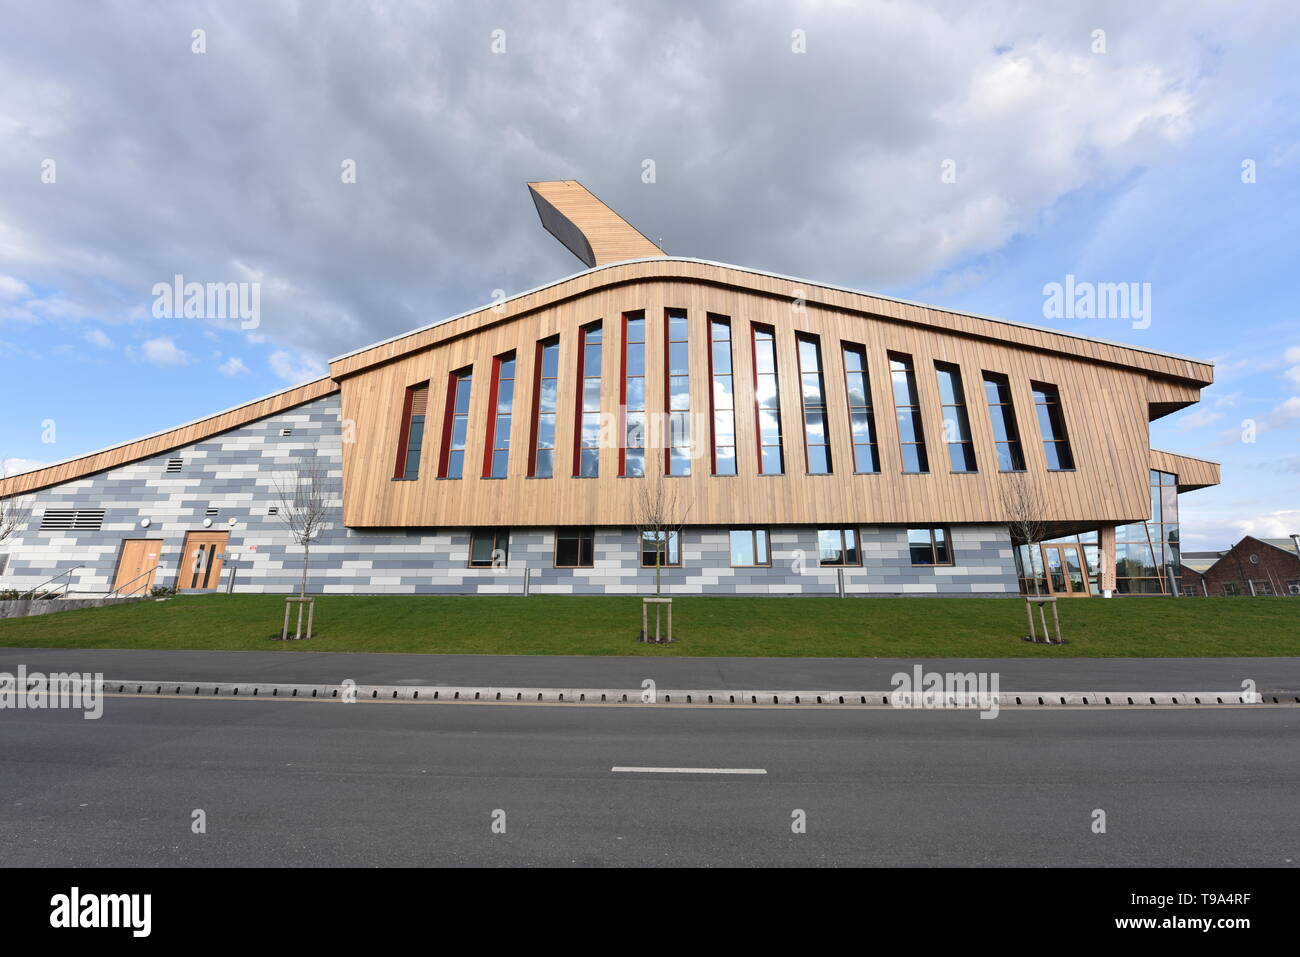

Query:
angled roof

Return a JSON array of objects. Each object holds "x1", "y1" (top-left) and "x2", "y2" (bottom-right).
[{"x1": 527, "y1": 180, "x2": 665, "y2": 267}]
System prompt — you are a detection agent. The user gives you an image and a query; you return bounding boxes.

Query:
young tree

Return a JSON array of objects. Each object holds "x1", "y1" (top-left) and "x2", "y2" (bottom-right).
[
  {"x1": 272, "y1": 456, "x2": 332, "y2": 597},
  {"x1": 0, "y1": 461, "x2": 34, "y2": 548},
  {"x1": 634, "y1": 476, "x2": 692, "y2": 642},
  {"x1": 1000, "y1": 472, "x2": 1061, "y2": 641}
]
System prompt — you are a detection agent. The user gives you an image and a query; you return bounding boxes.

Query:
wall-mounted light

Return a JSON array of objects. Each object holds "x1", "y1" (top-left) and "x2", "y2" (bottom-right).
[{"x1": 140, "y1": 518, "x2": 151, "y2": 528}]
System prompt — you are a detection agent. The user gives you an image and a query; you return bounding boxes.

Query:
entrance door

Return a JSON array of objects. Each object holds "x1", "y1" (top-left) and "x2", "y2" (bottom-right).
[
  {"x1": 177, "y1": 531, "x2": 228, "y2": 590},
  {"x1": 112, "y1": 540, "x2": 163, "y2": 595},
  {"x1": 1041, "y1": 543, "x2": 1090, "y2": 597}
]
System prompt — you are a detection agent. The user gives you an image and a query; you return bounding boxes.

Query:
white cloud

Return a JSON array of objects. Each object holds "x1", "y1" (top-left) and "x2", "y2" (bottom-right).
[
  {"x1": 1230, "y1": 509, "x2": 1300, "y2": 541},
  {"x1": 217, "y1": 356, "x2": 249, "y2": 376},
  {"x1": 0, "y1": 274, "x2": 31, "y2": 301},
  {"x1": 1174, "y1": 408, "x2": 1223, "y2": 431},
  {"x1": 135, "y1": 336, "x2": 191, "y2": 367},
  {"x1": 1, "y1": 457, "x2": 49, "y2": 477},
  {"x1": 268, "y1": 350, "x2": 324, "y2": 383},
  {"x1": 82, "y1": 329, "x2": 113, "y2": 348}
]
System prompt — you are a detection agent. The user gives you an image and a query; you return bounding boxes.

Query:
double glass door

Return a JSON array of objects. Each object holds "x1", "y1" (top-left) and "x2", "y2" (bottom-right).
[{"x1": 1041, "y1": 543, "x2": 1090, "y2": 597}]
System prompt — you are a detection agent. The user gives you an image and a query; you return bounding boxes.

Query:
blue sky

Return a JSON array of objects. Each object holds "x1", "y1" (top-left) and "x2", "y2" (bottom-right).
[{"x1": 1, "y1": 1, "x2": 1297, "y2": 550}]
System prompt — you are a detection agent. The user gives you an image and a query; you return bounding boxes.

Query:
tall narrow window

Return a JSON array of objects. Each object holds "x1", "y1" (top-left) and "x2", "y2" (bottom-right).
[
  {"x1": 621, "y1": 313, "x2": 646, "y2": 476},
  {"x1": 1032, "y1": 382, "x2": 1074, "y2": 470},
  {"x1": 528, "y1": 337, "x2": 559, "y2": 478},
  {"x1": 665, "y1": 308, "x2": 691, "y2": 475},
  {"x1": 842, "y1": 344, "x2": 879, "y2": 473},
  {"x1": 982, "y1": 372, "x2": 1025, "y2": 472},
  {"x1": 393, "y1": 381, "x2": 429, "y2": 480},
  {"x1": 797, "y1": 333, "x2": 832, "y2": 474},
  {"x1": 752, "y1": 324, "x2": 784, "y2": 474},
  {"x1": 437, "y1": 368, "x2": 472, "y2": 479},
  {"x1": 707, "y1": 315, "x2": 737, "y2": 476},
  {"x1": 889, "y1": 353, "x2": 928, "y2": 474},
  {"x1": 574, "y1": 322, "x2": 603, "y2": 477},
  {"x1": 935, "y1": 362, "x2": 977, "y2": 473},
  {"x1": 482, "y1": 352, "x2": 515, "y2": 479}
]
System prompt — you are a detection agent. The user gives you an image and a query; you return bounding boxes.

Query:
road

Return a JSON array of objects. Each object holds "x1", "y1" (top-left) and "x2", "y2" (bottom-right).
[{"x1": 1, "y1": 694, "x2": 1296, "y2": 866}]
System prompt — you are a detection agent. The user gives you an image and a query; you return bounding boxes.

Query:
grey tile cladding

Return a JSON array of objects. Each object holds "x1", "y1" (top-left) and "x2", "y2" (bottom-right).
[{"x1": 0, "y1": 394, "x2": 1017, "y2": 596}]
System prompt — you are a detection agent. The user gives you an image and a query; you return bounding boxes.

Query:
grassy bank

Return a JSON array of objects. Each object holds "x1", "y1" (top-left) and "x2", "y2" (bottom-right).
[{"x1": 0, "y1": 594, "x2": 1295, "y2": 657}]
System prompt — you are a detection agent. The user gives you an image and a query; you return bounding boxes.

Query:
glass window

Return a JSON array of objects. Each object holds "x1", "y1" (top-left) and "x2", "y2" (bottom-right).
[
  {"x1": 641, "y1": 530, "x2": 681, "y2": 568},
  {"x1": 709, "y1": 316, "x2": 737, "y2": 475},
  {"x1": 529, "y1": 337, "x2": 560, "y2": 478},
  {"x1": 484, "y1": 353, "x2": 515, "y2": 478},
  {"x1": 439, "y1": 368, "x2": 472, "y2": 479},
  {"x1": 575, "y1": 323, "x2": 602, "y2": 477},
  {"x1": 554, "y1": 527, "x2": 595, "y2": 568},
  {"x1": 797, "y1": 334, "x2": 832, "y2": 474},
  {"x1": 889, "y1": 353, "x2": 928, "y2": 473},
  {"x1": 1031, "y1": 382, "x2": 1074, "y2": 471},
  {"x1": 752, "y1": 324, "x2": 784, "y2": 474},
  {"x1": 665, "y1": 309, "x2": 692, "y2": 475},
  {"x1": 729, "y1": 529, "x2": 770, "y2": 567},
  {"x1": 908, "y1": 527, "x2": 953, "y2": 565},
  {"x1": 982, "y1": 372, "x2": 1025, "y2": 472},
  {"x1": 469, "y1": 528, "x2": 509, "y2": 567},
  {"x1": 842, "y1": 344, "x2": 879, "y2": 473},
  {"x1": 818, "y1": 528, "x2": 860, "y2": 566},
  {"x1": 935, "y1": 364, "x2": 977, "y2": 473},
  {"x1": 394, "y1": 382, "x2": 430, "y2": 480},
  {"x1": 622, "y1": 313, "x2": 646, "y2": 477}
]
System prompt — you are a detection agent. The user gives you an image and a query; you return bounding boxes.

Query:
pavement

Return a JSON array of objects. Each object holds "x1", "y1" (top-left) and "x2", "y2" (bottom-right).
[
  {"x1": 2, "y1": 647, "x2": 1298, "y2": 692},
  {"x1": 0, "y1": 695, "x2": 1296, "y2": 866}
]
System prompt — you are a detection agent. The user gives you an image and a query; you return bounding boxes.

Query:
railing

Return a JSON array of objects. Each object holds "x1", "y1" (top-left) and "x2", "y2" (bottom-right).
[
  {"x1": 19, "y1": 565, "x2": 83, "y2": 601},
  {"x1": 108, "y1": 565, "x2": 161, "y2": 599}
]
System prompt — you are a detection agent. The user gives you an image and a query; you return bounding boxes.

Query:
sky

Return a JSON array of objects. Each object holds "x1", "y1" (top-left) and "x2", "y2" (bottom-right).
[{"x1": 0, "y1": 0, "x2": 1297, "y2": 550}]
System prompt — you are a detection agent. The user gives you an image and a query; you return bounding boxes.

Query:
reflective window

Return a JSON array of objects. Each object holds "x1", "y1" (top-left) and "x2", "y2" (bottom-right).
[
  {"x1": 641, "y1": 530, "x2": 681, "y2": 568},
  {"x1": 439, "y1": 368, "x2": 472, "y2": 479},
  {"x1": 529, "y1": 337, "x2": 560, "y2": 478},
  {"x1": 842, "y1": 344, "x2": 879, "y2": 473},
  {"x1": 622, "y1": 313, "x2": 646, "y2": 476},
  {"x1": 709, "y1": 316, "x2": 737, "y2": 475},
  {"x1": 665, "y1": 309, "x2": 692, "y2": 475},
  {"x1": 469, "y1": 528, "x2": 509, "y2": 567},
  {"x1": 394, "y1": 381, "x2": 429, "y2": 480},
  {"x1": 1115, "y1": 470, "x2": 1180, "y2": 594},
  {"x1": 1031, "y1": 382, "x2": 1074, "y2": 471},
  {"x1": 575, "y1": 323, "x2": 602, "y2": 477},
  {"x1": 908, "y1": 527, "x2": 952, "y2": 565},
  {"x1": 554, "y1": 527, "x2": 595, "y2": 568},
  {"x1": 484, "y1": 353, "x2": 515, "y2": 478},
  {"x1": 752, "y1": 324, "x2": 784, "y2": 474},
  {"x1": 729, "y1": 529, "x2": 770, "y2": 567},
  {"x1": 982, "y1": 372, "x2": 1026, "y2": 472},
  {"x1": 818, "y1": 527, "x2": 860, "y2": 566},
  {"x1": 798, "y1": 334, "x2": 832, "y2": 474},
  {"x1": 889, "y1": 353, "x2": 928, "y2": 473},
  {"x1": 935, "y1": 363, "x2": 976, "y2": 473}
]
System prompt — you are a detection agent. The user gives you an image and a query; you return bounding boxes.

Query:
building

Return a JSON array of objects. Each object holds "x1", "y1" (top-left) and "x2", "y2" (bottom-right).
[
  {"x1": 1182, "y1": 537, "x2": 1300, "y2": 597},
  {"x1": 0, "y1": 181, "x2": 1221, "y2": 598}
]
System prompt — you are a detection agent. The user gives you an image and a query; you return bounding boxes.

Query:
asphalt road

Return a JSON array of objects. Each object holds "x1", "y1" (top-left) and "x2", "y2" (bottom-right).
[
  {"x1": 3, "y1": 647, "x2": 1298, "y2": 692},
  {"x1": 1, "y1": 695, "x2": 1296, "y2": 866}
]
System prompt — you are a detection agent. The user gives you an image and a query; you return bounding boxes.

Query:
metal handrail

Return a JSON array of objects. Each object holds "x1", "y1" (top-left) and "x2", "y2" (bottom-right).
[
  {"x1": 19, "y1": 565, "x2": 83, "y2": 601},
  {"x1": 109, "y1": 564, "x2": 161, "y2": 599}
]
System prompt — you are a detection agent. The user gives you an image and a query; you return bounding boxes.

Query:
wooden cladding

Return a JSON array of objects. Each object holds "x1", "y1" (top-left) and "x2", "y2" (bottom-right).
[{"x1": 337, "y1": 277, "x2": 1214, "y2": 530}]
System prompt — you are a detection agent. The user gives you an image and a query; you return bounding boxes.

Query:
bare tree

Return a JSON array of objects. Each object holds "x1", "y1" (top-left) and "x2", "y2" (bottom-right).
[
  {"x1": 0, "y1": 461, "x2": 34, "y2": 549},
  {"x1": 272, "y1": 456, "x2": 332, "y2": 597},
  {"x1": 634, "y1": 475, "x2": 692, "y2": 642},
  {"x1": 1000, "y1": 472, "x2": 1048, "y2": 595}
]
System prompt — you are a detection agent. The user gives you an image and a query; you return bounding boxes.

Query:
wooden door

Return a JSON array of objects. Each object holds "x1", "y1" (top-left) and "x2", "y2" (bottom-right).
[
  {"x1": 112, "y1": 540, "x2": 163, "y2": 595},
  {"x1": 177, "y1": 531, "x2": 229, "y2": 590}
]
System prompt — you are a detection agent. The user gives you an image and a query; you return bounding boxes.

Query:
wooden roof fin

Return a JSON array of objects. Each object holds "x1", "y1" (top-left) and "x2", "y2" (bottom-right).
[{"x1": 527, "y1": 180, "x2": 665, "y2": 268}]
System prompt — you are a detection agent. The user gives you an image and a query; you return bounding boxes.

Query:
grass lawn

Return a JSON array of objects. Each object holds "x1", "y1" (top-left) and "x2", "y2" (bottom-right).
[{"x1": 0, "y1": 594, "x2": 1296, "y2": 657}]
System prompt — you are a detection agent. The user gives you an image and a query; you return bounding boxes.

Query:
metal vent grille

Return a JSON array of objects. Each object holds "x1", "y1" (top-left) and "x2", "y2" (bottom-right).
[
  {"x1": 268, "y1": 507, "x2": 279, "y2": 515},
  {"x1": 166, "y1": 458, "x2": 183, "y2": 473},
  {"x1": 280, "y1": 428, "x2": 292, "y2": 436},
  {"x1": 39, "y1": 509, "x2": 106, "y2": 531},
  {"x1": 205, "y1": 507, "x2": 218, "y2": 516}
]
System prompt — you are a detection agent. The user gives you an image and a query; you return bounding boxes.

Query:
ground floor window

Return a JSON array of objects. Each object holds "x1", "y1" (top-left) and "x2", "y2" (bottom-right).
[
  {"x1": 818, "y1": 528, "x2": 860, "y2": 566},
  {"x1": 1251, "y1": 579, "x2": 1275, "y2": 596},
  {"x1": 729, "y1": 529, "x2": 770, "y2": 567},
  {"x1": 469, "y1": 528, "x2": 509, "y2": 567},
  {"x1": 1223, "y1": 582, "x2": 1240, "y2": 596},
  {"x1": 1288, "y1": 580, "x2": 1300, "y2": 596},
  {"x1": 554, "y1": 527, "x2": 594, "y2": 567},
  {"x1": 641, "y1": 530, "x2": 680, "y2": 568},
  {"x1": 907, "y1": 527, "x2": 952, "y2": 566}
]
